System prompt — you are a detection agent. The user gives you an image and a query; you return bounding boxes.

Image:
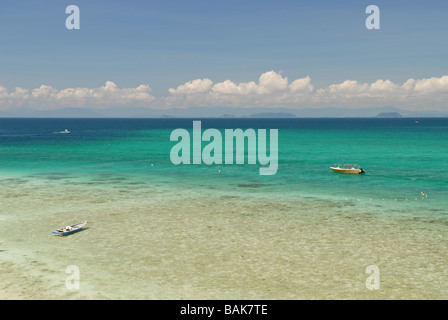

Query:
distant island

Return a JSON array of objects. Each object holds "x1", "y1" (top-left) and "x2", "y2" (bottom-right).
[
  {"x1": 247, "y1": 112, "x2": 297, "y2": 118},
  {"x1": 2, "y1": 106, "x2": 448, "y2": 118},
  {"x1": 218, "y1": 114, "x2": 236, "y2": 118},
  {"x1": 376, "y1": 112, "x2": 402, "y2": 118}
]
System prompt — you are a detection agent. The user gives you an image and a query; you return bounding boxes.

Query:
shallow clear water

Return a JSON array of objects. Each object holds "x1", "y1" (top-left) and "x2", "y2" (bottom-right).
[{"x1": 0, "y1": 118, "x2": 447, "y2": 299}]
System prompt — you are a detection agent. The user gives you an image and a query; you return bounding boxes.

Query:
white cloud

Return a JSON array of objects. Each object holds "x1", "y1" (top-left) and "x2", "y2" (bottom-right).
[
  {"x1": 370, "y1": 79, "x2": 398, "y2": 93},
  {"x1": 166, "y1": 71, "x2": 313, "y2": 108},
  {"x1": 1, "y1": 72, "x2": 448, "y2": 111},
  {"x1": 168, "y1": 78, "x2": 213, "y2": 95},
  {"x1": 211, "y1": 80, "x2": 258, "y2": 95},
  {"x1": 257, "y1": 70, "x2": 288, "y2": 94},
  {"x1": 0, "y1": 86, "x2": 30, "y2": 108},
  {"x1": 32, "y1": 85, "x2": 58, "y2": 99},
  {"x1": 289, "y1": 76, "x2": 313, "y2": 93},
  {"x1": 0, "y1": 81, "x2": 154, "y2": 110},
  {"x1": 412, "y1": 76, "x2": 448, "y2": 94},
  {"x1": 166, "y1": 72, "x2": 448, "y2": 110}
]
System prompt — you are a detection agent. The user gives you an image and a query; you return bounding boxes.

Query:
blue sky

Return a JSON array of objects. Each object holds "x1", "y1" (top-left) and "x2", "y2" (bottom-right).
[{"x1": 0, "y1": 0, "x2": 447, "y2": 111}]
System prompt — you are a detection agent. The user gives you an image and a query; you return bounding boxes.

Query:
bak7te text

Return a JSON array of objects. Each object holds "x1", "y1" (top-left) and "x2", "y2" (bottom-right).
[{"x1": 225, "y1": 304, "x2": 268, "y2": 315}]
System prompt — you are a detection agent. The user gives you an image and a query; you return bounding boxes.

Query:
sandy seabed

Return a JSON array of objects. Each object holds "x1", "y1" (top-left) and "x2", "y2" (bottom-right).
[{"x1": 1, "y1": 177, "x2": 447, "y2": 300}]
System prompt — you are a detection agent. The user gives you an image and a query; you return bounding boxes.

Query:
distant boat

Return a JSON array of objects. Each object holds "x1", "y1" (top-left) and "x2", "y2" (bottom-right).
[
  {"x1": 52, "y1": 221, "x2": 87, "y2": 236},
  {"x1": 55, "y1": 129, "x2": 70, "y2": 134},
  {"x1": 330, "y1": 164, "x2": 365, "y2": 174}
]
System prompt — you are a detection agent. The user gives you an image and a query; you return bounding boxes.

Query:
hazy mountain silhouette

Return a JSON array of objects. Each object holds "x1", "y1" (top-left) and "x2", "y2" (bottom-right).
[{"x1": 1, "y1": 106, "x2": 447, "y2": 118}]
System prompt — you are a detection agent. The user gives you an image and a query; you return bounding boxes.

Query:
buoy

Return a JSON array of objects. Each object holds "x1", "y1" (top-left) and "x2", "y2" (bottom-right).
[{"x1": 421, "y1": 192, "x2": 424, "y2": 196}]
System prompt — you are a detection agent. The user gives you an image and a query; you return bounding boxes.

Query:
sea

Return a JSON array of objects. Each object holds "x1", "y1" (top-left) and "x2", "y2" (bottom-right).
[{"x1": 0, "y1": 118, "x2": 447, "y2": 299}]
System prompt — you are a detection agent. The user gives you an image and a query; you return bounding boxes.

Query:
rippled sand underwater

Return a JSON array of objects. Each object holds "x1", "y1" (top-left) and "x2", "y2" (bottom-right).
[{"x1": 1, "y1": 174, "x2": 447, "y2": 300}]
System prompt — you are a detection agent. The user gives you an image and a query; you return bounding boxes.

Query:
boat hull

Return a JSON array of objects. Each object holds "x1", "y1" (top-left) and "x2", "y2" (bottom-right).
[
  {"x1": 52, "y1": 221, "x2": 87, "y2": 236},
  {"x1": 330, "y1": 167, "x2": 364, "y2": 174}
]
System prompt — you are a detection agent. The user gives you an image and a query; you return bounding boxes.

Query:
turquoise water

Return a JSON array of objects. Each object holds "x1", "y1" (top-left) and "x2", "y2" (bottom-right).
[
  {"x1": 2, "y1": 118, "x2": 447, "y2": 206},
  {"x1": 0, "y1": 118, "x2": 447, "y2": 299}
]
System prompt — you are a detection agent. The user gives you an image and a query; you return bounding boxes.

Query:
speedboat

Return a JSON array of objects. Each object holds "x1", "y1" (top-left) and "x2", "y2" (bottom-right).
[
  {"x1": 330, "y1": 164, "x2": 365, "y2": 174},
  {"x1": 55, "y1": 129, "x2": 70, "y2": 134}
]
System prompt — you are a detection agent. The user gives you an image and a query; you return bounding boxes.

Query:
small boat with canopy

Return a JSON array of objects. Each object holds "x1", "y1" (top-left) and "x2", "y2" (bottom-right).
[{"x1": 330, "y1": 164, "x2": 365, "y2": 174}]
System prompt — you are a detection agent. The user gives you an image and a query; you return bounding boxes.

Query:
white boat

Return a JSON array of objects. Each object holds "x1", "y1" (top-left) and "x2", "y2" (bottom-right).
[
  {"x1": 55, "y1": 129, "x2": 70, "y2": 134},
  {"x1": 52, "y1": 221, "x2": 87, "y2": 236},
  {"x1": 330, "y1": 164, "x2": 365, "y2": 174}
]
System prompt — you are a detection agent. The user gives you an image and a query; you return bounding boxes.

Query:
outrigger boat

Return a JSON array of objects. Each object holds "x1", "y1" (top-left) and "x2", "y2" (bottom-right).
[
  {"x1": 330, "y1": 164, "x2": 365, "y2": 174},
  {"x1": 52, "y1": 221, "x2": 87, "y2": 236}
]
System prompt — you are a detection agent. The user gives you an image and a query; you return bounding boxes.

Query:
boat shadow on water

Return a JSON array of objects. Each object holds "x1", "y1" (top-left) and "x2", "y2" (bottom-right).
[
  {"x1": 52, "y1": 227, "x2": 89, "y2": 238},
  {"x1": 0, "y1": 241, "x2": 6, "y2": 252}
]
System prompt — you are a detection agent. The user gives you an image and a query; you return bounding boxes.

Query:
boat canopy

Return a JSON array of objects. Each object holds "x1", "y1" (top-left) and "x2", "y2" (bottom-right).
[{"x1": 332, "y1": 163, "x2": 361, "y2": 169}]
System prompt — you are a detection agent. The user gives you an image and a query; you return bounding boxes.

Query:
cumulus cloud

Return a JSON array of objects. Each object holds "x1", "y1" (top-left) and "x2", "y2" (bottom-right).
[
  {"x1": 165, "y1": 71, "x2": 315, "y2": 108},
  {"x1": 211, "y1": 80, "x2": 258, "y2": 95},
  {"x1": 1, "y1": 72, "x2": 448, "y2": 111},
  {"x1": 209, "y1": 71, "x2": 290, "y2": 96},
  {"x1": 164, "y1": 71, "x2": 448, "y2": 110},
  {"x1": 257, "y1": 71, "x2": 289, "y2": 94},
  {"x1": 168, "y1": 78, "x2": 213, "y2": 95},
  {"x1": 411, "y1": 76, "x2": 448, "y2": 94},
  {"x1": 0, "y1": 86, "x2": 30, "y2": 108},
  {"x1": 0, "y1": 81, "x2": 154, "y2": 110},
  {"x1": 289, "y1": 76, "x2": 313, "y2": 93},
  {"x1": 314, "y1": 75, "x2": 448, "y2": 109}
]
